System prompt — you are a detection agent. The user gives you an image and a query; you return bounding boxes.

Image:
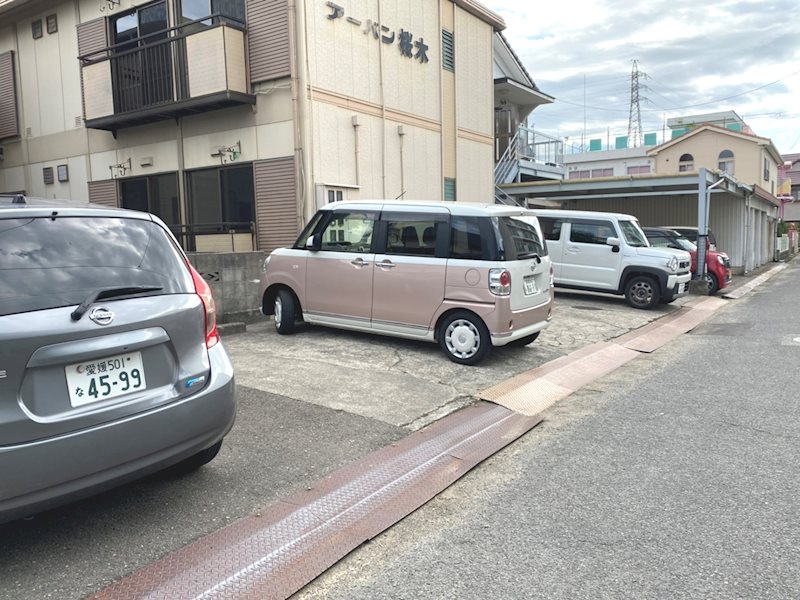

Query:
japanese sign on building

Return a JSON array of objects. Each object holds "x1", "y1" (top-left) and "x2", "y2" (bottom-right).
[{"x1": 325, "y1": 1, "x2": 430, "y2": 64}]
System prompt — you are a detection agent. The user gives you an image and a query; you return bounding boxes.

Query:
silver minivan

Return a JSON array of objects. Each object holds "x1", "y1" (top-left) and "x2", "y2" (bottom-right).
[
  {"x1": 0, "y1": 196, "x2": 236, "y2": 524},
  {"x1": 259, "y1": 201, "x2": 554, "y2": 365}
]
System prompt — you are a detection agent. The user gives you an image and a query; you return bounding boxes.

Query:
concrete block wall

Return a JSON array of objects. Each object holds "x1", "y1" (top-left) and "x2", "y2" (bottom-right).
[{"x1": 187, "y1": 251, "x2": 267, "y2": 324}]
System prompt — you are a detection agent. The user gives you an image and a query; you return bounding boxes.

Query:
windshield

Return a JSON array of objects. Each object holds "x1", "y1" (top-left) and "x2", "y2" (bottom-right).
[
  {"x1": 0, "y1": 216, "x2": 193, "y2": 317},
  {"x1": 619, "y1": 220, "x2": 649, "y2": 247},
  {"x1": 674, "y1": 236, "x2": 697, "y2": 252}
]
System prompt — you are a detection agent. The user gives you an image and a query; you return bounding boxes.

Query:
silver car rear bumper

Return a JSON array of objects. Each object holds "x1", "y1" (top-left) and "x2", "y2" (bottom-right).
[{"x1": 0, "y1": 344, "x2": 235, "y2": 524}]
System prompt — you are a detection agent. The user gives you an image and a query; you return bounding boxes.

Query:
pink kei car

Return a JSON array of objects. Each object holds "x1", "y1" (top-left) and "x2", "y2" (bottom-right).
[{"x1": 259, "y1": 201, "x2": 554, "y2": 365}]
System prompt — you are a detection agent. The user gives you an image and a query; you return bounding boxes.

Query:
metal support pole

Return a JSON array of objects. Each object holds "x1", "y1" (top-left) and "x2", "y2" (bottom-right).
[{"x1": 696, "y1": 169, "x2": 708, "y2": 281}]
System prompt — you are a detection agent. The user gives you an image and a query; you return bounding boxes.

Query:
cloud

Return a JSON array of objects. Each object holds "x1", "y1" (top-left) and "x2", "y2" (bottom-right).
[{"x1": 489, "y1": 0, "x2": 800, "y2": 152}]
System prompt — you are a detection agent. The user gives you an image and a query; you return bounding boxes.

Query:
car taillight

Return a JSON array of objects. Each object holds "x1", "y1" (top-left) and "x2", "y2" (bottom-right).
[
  {"x1": 549, "y1": 264, "x2": 554, "y2": 287},
  {"x1": 489, "y1": 269, "x2": 511, "y2": 296},
  {"x1": 188, "y1": 262, "x2": 220, "y2": 349}
]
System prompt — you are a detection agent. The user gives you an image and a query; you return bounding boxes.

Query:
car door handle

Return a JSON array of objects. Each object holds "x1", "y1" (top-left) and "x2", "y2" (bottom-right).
[
  {"x1": 376, "y1": 260, "x2": 396, "y2": 269},
  {"x1": 567, "y1": 246, "x2": 580, "y2": 253},
  {"x1": 351, "y1": 257, "x2": 370, "y2": 267}
]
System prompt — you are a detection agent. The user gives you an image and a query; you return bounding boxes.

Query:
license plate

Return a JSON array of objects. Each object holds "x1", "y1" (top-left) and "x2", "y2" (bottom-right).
[
  {"x1": 523, "y1": 275, "x2": 538, "y2": 296},
  {"x1": 66, "y1": 351, "x2": 147, "y2": 408}
]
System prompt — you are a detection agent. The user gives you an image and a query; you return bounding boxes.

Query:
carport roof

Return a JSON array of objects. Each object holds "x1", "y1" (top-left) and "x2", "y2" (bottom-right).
[{"x1": 502, "y1": 172, "x2": 746, "y2": 203}]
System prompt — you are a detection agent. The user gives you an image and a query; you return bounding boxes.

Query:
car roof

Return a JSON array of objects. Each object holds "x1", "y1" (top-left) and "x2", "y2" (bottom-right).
[
  {"x1": 319, "y1": 200, "x2": 534, "y2": 218},
  {"x1": 531, "y1": 209, "x2": 639, "y2": 221},
  {"x1": 643, "y1": 227, "x2": 682, "y2": 235},
  {"x1": 0, "y1": 195, "x2": 154, "y2": 221}
]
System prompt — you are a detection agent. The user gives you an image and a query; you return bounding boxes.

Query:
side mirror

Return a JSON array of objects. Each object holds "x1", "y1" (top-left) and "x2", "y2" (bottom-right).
[
  {"x1": 306, "y1": 234, "x2": 321, "y2": 252},
  {"x1": 606, "y1": 237, "x2": 621, "y2": 253}
]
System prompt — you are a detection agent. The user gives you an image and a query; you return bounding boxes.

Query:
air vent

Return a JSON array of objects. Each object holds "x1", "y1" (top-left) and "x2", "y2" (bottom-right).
[
  {"x1": 42, "y1": 166, "x2": 54, "y2": 184},
  {"x1": 442, "y1": 30, "x2": 454, "y2": 72},
  {"x1": 25, "y1": 127, "x2": 32, "y2": 137},
  {"x1": 74, "y1": 115, "x2": 83, "y2": 128}
]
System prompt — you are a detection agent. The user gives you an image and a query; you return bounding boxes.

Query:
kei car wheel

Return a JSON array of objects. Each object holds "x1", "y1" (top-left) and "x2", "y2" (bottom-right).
[
  {"x1": 705, "y1": 272, "x2": 720, "y2": 295},
  {"x1": 274, "y1": 289, "x2": 298, "y2": 334},
  {"x1": 625, "y1": 275, "x2": 659, "y2": 310},
  {"x1": 438, "y1": 311, "x2": 491, "y2": 365},
  {"x1": 507, "y1": 332, "x2": 540, "y2": 347}
]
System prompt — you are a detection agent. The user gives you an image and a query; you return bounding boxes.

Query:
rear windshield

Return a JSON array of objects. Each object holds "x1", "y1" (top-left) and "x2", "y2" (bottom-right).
[
  {"x1": 496, "y1": 216, "x2": 547, "y2": 260},
  {"x1": 0, "y1": 216, "x2": 194, "y2": 317}
]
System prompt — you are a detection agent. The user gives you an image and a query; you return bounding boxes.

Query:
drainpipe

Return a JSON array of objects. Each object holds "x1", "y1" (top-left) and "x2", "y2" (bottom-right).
[
  {"x1": 291, "y1": 0, "x2": 314, "y2": 221},
  {"x1": 743, "y1": 191, "x2": 752, "y2": 274}
]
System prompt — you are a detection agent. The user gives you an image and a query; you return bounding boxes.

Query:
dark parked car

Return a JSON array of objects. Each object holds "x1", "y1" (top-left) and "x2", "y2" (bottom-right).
[
  {"x1": 660, "y1": 226, "x2": 717, "y2": 251},
  {"x1": 0, "y1": 196, "x2": 236, "y2": 524},
  {"x1": 643, "y1": 227, "x2": 732, "y2": 294}
]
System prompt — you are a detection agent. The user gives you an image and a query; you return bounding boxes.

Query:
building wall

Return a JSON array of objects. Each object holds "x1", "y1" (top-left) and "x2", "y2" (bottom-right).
[
  {"x1": 652, "y1": 130, "x2": 780, "y2": 193},
  {"x1": 304, "y1": 0, "x2": 494, "y2": 204},
  {"x1": 563, "y1": 148, "x2": 653, "y2": 177}
]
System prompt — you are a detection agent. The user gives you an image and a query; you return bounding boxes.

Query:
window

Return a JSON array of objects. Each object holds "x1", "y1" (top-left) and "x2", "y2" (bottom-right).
[
  {"x1": 591, "y1": 168, "x2": 613, "y2": 178},
  {"x1": 187, "y1": 164, "x2": 254, "y2": 229},
  {"x1": 497, "y1": 216, "x2": 546, "y2": 259},
  {"x1": 120, "y1": 173, "x2": 180, "y2": 226},
  {"x1": 569, "y1": 220, "x2": 616, "y2": 244},
  {"x1": 319, "y1": 211, "x2": 376, "y2": 253},
  {"x1": 327, "y1": 189, "x2": 345, "y2": 203},
  {"x1": 450, "y1": 216, "x2": 484, "y2": 260},
  {"x1": 718, "y1": 149, "x2": 734, "y2": 175},
  {"x1": 627, "y1": 165, "x2": 650, "y2": 175},
  {"x1": 179, "y1": 0, "x2": 246, "y2": 24},
  {"x1": 0, "y1": 217, "x2": 193, "y2": 317},
  {"x1": 442, "y1": 30, "x2": 454, "y2": 72},
  {"x1": 443, "y1": 178, "x2": 456, "y2": 202},
  {"x1": 764, "y1": 157, "x2": 770, "y2": 182},
  {"x1": 384, "y1": 213, "x2": 446, "y2": 257},
  {"x1": 538, "y1": 217, "x2": 563, "y2": 241},
  {"x1": 568, "y1": 170, "x2": 590, "y2": 179},
  {"x1": 678, "y1": 153, "x2": 694, "y2": 172},
  {"x1": 647, "y1": 234, "x2": 671, "y2": 248}
]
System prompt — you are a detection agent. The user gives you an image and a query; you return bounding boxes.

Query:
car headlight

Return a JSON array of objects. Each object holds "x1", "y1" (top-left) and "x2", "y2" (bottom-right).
[
  {"x1": 262, "y1": 255, "x2": 271, "y2": 273},
  {"x1": 716, "y1": 255, "x2": 725, "y2": 265},
  {"x1": 666, "y1": 256, "x2": 678, "y2": 271}
]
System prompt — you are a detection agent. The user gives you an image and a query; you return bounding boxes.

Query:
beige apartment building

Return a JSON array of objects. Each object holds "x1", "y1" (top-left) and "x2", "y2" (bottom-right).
[{"x1": 0, "y1": 0, "x2": 505, "y2": 252}]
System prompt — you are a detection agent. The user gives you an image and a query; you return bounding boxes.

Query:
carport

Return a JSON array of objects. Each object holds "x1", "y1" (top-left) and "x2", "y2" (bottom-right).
[{"x1": 502, "y1": 169, "x2": 780, "y2": 274}]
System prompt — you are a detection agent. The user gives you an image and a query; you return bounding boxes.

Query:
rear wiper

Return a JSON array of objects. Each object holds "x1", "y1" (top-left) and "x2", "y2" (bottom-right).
[
  {"x1": 519, "y1": 252, "x2": 542, "y2": 263},
  {"x1": 71, "y1": 286, "x2": 163, "y2": 321}
]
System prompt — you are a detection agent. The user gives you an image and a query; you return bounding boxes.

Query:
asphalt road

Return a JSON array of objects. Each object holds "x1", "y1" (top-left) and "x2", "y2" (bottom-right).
[
  {"x1": 294, "y1": 261, "x2": 800, "y2": 600},
  {"x1": 0, "y1": 286, "x2": 721, "y2": 600}
]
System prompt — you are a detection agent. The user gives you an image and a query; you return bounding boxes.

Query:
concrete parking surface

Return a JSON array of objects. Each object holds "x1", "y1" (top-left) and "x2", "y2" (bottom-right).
[{"x1": 225, "y1": 290, "x2": 691, "y2": 431}]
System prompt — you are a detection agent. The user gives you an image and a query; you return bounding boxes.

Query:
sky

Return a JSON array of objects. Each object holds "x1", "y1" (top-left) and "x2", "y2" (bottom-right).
[{"x1": 488, "y1": 0, "x2": 800, "y2": 155}]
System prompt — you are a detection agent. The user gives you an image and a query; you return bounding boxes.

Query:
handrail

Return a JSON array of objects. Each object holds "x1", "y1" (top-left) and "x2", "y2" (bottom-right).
[
  {"x1": 494, "y1": 186, "x2": 522, "y2": 207},
  {"x1": 494, "y1": 127, "x2": 521, "y2": 185},
  {"x1": 169, "y1": 221, "x2": 256, "y2": 252}
]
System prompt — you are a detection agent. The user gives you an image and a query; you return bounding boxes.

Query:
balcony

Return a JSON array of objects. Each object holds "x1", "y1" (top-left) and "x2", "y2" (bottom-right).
[{"x1": 80, "y1": 15, "x2": 255, "y2": 132}]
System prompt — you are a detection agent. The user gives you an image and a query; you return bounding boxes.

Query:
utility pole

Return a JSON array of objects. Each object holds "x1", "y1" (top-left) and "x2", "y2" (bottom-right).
[{"x1": 627, "y1": 60, "x2": 648, "y2": 148}]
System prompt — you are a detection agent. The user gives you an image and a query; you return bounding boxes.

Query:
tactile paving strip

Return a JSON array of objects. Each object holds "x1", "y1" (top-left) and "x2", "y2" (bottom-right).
[{"x1": 89, "y1": 402, "x2": 541, "y2": 600}]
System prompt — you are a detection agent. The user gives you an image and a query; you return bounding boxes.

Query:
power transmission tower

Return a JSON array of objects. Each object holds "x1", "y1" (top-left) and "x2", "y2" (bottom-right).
[{"x1": 627, "y1": 60, "x2": 649, "y2": 147}]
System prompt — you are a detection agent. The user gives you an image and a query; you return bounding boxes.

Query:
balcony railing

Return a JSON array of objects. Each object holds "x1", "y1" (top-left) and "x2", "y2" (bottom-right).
[
  {"x1": 170, "y1": 221, "x2": 256, "y2": 253},
  {"x1": 80, "y1": 14, "x2": 255, "y2": 131}
]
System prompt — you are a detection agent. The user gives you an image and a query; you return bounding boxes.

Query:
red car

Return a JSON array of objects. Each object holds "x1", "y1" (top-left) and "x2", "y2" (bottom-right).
[{"x1": 643, "y1": 227, "x2": 732, "y2": 295}]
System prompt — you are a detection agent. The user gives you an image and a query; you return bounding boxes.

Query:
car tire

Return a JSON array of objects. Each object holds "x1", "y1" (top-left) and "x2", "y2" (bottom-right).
[
  {"x1": 274, "y1": 289, "x2": 298, "y2": 334},
  {"x1": 507, "y1": 332, "x2": 540, "y2": 347},
  {"x1": 625, "y1": 275, "x2": 659, "y2": 310},
  {"x1": 705, "y1": 272, "x2": 720, "y2": 295},
  {"x1": 438, "y1": 311, "x2": 491, "y2": 365},
  {"x1": 170, "y1": 441, "x2": 223, "y2": 475}
]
